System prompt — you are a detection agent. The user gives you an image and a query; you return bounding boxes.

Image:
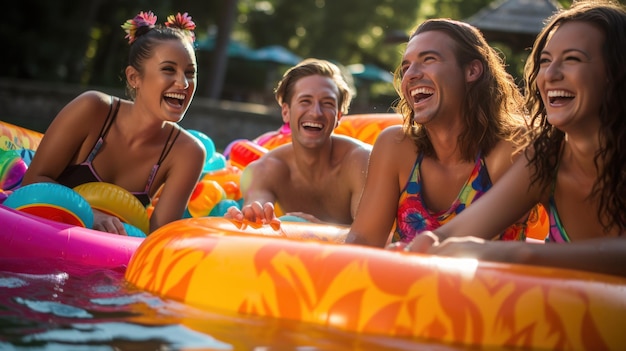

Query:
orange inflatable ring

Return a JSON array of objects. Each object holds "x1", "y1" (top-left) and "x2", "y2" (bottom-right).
[
  {"x1": 126, "y1": 217, "x2": 626, "y2": 350},
  {"x1": 334, "y1": 113, "x2": 403, "y2": 144},
  {"x1": 73, "y1": 182, "x2": 150, "y2": 234}
]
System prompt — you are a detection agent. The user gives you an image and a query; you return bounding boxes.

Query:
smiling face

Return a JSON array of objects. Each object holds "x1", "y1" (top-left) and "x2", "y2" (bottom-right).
[
  {"x1": 282, "y1": 74, "x2": 340, "y2": 148},
  {"x1": 400, "y1": 30, "x2": 470, "y2": 126},
  {"x1": 129, "y1": 39, "x2": 197, "y2": 123},
  {"x1": 537, "y1": 21, "x2": 607, "y2": 132}
]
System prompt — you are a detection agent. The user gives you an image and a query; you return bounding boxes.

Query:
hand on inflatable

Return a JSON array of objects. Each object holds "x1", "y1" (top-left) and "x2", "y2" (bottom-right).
[
  {"x1": 92, "y1": 209, "x2": 128, "y2": 235},
  {"x1": 225, "y1": 201, "x2": 281, "y2": 230},
  {"x1": 385, "y1": 241, "x2": 408, "y2": 251},
  {"x1": 389, "y1": 231, "x2": 441, "y2": 253},
  {"x1": 428, "y1": 236, "x2": 515, "y2": 261}
]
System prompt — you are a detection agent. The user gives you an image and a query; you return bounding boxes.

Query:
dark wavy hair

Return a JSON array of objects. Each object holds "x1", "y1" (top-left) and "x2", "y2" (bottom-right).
[
  {"x1": 523, "y1": 0, "x2": 626, "y2": 232},
  {"x1": 125, "y1": 25, "x2": 195, "y2": 100},
  {"x1": 274, "y1": 58, "x2": 355, "y2": 115},
  {"x1": 393, "y1": 19, "x2": 525, "y2": 161}
]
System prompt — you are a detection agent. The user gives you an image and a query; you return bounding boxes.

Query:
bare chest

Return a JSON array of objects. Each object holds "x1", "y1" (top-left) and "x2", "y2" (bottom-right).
[
  {"x1": 418, "y1": 160, "x2": 477, "y2": 213},
  {"x1": 273, "y1": 175, "x2": 353, "y2": 224},
  {"x1": 553, "y1": 173, "x2": 616, "y2": 240},
  {"x1": 89, "y1": 137, "x2": 166, "y2": 193}
]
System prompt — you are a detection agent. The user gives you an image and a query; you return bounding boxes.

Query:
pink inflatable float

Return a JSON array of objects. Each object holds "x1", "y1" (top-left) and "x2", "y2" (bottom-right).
[{"x1": 0, "y1": 205, "x2": 142, "y2": 268}]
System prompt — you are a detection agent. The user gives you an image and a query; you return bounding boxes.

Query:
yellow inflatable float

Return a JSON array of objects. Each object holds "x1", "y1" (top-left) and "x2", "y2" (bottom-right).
[{"x1": 125, "y1": 217, "x2": 626, "y2": 350}]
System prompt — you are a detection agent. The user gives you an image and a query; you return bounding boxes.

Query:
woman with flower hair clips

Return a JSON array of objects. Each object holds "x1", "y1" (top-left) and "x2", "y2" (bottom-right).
[
  {"x1": 401, "y1": 1, "x2": 626, "y2": 278},
  {"x1": 22, "y1": 11, "x2": 206, "y2": 235}
]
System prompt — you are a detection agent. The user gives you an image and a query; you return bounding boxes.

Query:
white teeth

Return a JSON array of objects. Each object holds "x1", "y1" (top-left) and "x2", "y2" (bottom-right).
[
  {"x1": 547, "y1": 90, "x2": 574, "y2": 98},
  {"x1": 410, "y1": 87, "x2": 434, "y2": 97},
  {"x1": 302, "y1": 122, "x2": 323, "y2": 128},
  {"x1": 164, "y1": 93, "x2": 185, "y2": 100}
]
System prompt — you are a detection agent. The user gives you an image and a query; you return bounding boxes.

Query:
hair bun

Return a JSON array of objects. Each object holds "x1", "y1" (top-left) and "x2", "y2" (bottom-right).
[
  {"x1": 121, "y1": 11, "x2": 196, "y2": 45},
  {"x1": 121, "y1": 11, "x2": 157, "y2": 44}
]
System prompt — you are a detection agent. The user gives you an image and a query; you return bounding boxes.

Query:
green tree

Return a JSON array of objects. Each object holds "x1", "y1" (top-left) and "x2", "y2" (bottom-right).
[
  {"x1": 244, "y1": 0, "x2": 421, "y2": 71},
  {"x1": 9, "y1": 0, "x2": 614, "y2": 101}
]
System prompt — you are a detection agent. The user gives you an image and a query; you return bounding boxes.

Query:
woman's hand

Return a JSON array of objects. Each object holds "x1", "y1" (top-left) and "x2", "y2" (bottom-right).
[
  {"x1": 387, "y1": 231, "x2": 442, "y2": 252},
  {"x1": 429, "y1": 236, "x2": 487, "y2": 256},
  {"x1": 92, "y1": 209, "x2": 128, "y2": 235},
  {"x1": 429, "y1": 237, "x2": 526, "y2": 264}
]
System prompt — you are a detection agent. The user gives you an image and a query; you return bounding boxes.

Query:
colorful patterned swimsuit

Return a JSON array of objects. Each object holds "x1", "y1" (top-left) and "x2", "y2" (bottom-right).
[
  {"x1": 547, "y1": 182, "x2": 570, "y2": 243},
  {"x1": 56, "y1": 96, "x2": 180, "y2": 207},
  {"x1": 393, "y1": 152, "x2": 526, "y2": 243}
]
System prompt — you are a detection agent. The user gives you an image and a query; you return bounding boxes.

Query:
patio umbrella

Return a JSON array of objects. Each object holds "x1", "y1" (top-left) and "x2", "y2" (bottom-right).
[
  {"x1": 195, "y1": 37, "x2": 254, "y2": 59},
  {"x1": 348, "y1": 64, "x2": 394, "y2": 84},
  {"x1": 250, "y1": 45, "x2": 302, "y2": 66}
]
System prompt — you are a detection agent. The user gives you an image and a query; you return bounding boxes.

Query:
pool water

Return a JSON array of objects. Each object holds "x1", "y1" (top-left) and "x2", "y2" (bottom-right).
[{"x1": 0, "y1": 258, "x2": 519, "y2": 351}]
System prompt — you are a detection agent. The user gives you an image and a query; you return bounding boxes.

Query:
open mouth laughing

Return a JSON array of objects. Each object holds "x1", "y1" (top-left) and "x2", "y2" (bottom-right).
[
  {"x1": 547, "y1": 90, "x2": 574, "y2": 105},
  {"x1": 164, "y1": 92, "x2": 185, "y2": 107},
  {"x1": 410, "y1": 87, "x2": 434, "y2": 104},
  {"x1": 301, "y1": 121, "x2": 323, "y2": 131}
]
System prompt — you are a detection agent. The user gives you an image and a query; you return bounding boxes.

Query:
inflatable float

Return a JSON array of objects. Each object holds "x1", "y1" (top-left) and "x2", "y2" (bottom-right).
[
  {"x1": 0, "y1": 121, "x2": 43, "y2": 151},
  {"x1": 253, "y1": 113, "x2": 403, "y2": 150},
  {"x1": 125, "y1": 217, "x2": 626, "y2": 351},
  {"x1": 1, "y1": 119, "x2": 624, "y2": 349},
  {"x1": 0, "y1": 204, "x2": 142, "y2": 268},
  {"x1": 0, "y1": 121, "x2": 148, "y2": 266}
]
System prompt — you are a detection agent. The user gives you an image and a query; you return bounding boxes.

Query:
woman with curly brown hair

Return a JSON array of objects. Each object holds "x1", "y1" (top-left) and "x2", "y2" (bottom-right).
[{"x1": 402, "y1": 0, "x2": 626, "y2": 278}]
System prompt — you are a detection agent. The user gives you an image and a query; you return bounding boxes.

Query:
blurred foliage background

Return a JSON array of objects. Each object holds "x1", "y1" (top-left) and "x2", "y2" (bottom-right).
[{"x1": 1, "y1": 0, "x2": 589, "y2": 111}]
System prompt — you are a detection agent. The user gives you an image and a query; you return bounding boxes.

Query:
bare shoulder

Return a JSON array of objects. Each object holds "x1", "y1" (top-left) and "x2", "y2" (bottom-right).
[
  {"x1": 372, "y1": 125, "x2": 412, "y2": 153},
  {"x1": 157, "y1": 127, "x2": 206, "y2": 190},
  {"x1": 333, "y1": 134, "x2": 372, "y2": 156},
  {"x1": 46, "y1": 91, "x2": 116, "y2": 137},
  {"x1": 484, "y1": 138, "x2": 521, "y2": 183},
  {"x1": 71, "y1": 90, "x2": 114, "y2": 112},
  {"x1": 248, "y1": 145, "x2": 292, "y2": 177},
  {"x1": 176, "y1": 128, "x2": 208, "y2": 163}
]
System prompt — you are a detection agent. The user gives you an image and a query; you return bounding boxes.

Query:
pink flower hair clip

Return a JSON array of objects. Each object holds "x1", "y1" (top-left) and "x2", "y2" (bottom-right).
[
  {"x1": 165, "y1": 12, "x2": 196, "y2": 42},
  {"x1": 121, "y1": 11, "x2": 158, "y2": 44}
]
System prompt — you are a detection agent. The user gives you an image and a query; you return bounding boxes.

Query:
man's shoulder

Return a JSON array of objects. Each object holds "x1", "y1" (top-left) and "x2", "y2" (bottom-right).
[
  {"x1": 332, "y1": 134, "x2": 372, "y2": 151},
  {"x1": 248, "y1": 147, "x2": 292, "y2": 173},
  {"x1": 330, "y1": 135, "x2": 372, "y2": 169}
]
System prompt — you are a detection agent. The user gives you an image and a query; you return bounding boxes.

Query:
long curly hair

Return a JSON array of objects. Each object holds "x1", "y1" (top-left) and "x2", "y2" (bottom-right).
[
  {"x1": 523, "y1": 0, "x2": 626, "y2": 232},
  {"x1": 393, "y1": 19, "x2": 525, "y2": 161}
]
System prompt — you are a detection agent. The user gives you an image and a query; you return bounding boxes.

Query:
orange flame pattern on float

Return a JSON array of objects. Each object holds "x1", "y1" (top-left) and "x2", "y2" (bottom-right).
[{"x1": 126, "y1": 217, "x2": 625, "y2": 350}]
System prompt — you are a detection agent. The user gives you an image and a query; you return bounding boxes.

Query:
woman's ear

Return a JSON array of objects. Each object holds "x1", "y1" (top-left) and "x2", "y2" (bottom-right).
[
  {"x1": 125, "y1": 66, "x2": 139, "y2": 88},
  {"x1": 465, "y1": 59, "x2": 484, "y2": 83}
]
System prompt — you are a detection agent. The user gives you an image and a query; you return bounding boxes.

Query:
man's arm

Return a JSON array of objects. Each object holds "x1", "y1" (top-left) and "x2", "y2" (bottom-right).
[{"x1": 225, "y1": 157, "x2": 279, "y2": 224}]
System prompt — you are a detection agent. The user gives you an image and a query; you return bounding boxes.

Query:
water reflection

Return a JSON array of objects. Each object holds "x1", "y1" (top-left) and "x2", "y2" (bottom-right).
[{"x1": 0, "y1": 258, "x2": 516, "y2": 351}]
